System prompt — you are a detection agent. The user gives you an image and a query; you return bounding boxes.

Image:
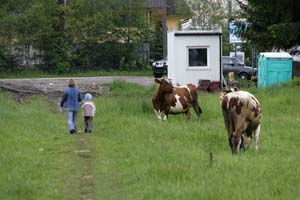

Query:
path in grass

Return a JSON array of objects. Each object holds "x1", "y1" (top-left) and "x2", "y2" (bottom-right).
[{"x1": 74, "y1": 132, "x2": 95, "y2": 200}]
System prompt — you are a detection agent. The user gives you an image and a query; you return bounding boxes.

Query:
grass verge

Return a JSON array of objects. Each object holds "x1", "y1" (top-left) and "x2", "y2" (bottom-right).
[{"x1": 1, "y1": 79, "x2": 300, "y2": 199}]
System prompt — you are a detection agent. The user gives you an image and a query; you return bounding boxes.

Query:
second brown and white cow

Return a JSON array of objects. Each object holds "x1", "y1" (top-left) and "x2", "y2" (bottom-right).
[
  {"x1": 220, "y1": 88, "x2": 261, "y2": 154},
  {"x1": 152, "y1": 78, "x2": 202, "y2": 121}
]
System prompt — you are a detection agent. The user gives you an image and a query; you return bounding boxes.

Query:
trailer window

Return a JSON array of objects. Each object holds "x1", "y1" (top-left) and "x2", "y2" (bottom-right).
[{"x1": 188, "y1": 48, "x2": 207, "y2": 67}]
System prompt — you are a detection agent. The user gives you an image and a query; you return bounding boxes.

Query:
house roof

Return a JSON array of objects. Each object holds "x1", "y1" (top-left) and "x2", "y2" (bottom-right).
[
  {"x1": 145, "y1": 0, "x2": 191, "y2": 16},
  {"x1": 145, "y1": 0, "x2": 164, "y2": 9}
]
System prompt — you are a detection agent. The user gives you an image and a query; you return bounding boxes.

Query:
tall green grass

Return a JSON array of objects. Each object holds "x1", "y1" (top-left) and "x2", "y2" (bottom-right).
[
  {"x1": 0, "y1": 93, "x2": 82, "y2": 200},
  {"x1": 92, "y1": 80, "x2": 300, "y2": 200},
  {"x1": 1, "y1": 79, "x2": 300, "y2": 199}
]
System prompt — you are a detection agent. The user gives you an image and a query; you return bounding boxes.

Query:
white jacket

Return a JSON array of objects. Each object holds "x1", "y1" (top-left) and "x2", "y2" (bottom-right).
[{"x1": 81, "y1": 101, "x2": 96, "y2": 117}]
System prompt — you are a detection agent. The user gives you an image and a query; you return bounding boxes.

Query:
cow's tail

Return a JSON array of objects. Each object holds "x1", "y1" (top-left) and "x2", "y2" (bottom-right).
[
  {"x1": 192, "y1": 97, "x2": 202, "y2": 115},
  {"x1": 187, "y1": 84, "x2": 203, "y2": 117}
]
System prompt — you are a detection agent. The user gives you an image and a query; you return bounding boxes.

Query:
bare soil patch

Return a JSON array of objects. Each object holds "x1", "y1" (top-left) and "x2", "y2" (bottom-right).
[{"x1": 0, "y1": 76, "x2": 154, "y2": 107}]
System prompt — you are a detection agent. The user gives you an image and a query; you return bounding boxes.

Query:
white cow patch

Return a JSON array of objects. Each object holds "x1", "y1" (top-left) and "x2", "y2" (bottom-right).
[{"x1": 170, "y1": 94, "x2": 185, "y2": 113}]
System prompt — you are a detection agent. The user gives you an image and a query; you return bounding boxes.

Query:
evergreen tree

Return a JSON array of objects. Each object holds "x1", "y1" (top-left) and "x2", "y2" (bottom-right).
[{"x1": 236, "y1": 0, "x2": 300, "y2": 50}]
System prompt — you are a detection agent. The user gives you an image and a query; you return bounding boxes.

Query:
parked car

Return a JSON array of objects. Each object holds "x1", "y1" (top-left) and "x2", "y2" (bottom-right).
[
  {"x1": 152, "y1": 56, "x2": 256, "y2": 80},
  {"x1": 288, "y1": 46, "x2": 300, "y2": 61},
  {"x1": 222, "y1": 56, "x2": 257, "y2": 80},
  {"x1": 152, "y1": 59, "x2": 168, "y2": 78}
]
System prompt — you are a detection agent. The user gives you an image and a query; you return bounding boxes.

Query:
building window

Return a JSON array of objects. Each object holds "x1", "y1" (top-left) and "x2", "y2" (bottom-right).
[{"x1": 188, "y1": 48, "x2": 208, "y2": 67}]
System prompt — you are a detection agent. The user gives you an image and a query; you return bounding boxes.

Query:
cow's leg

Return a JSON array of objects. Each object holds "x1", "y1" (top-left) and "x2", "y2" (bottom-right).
[
  {"x1": 231, "y1": 131, "x2": 242, "y2": 154},
  {"x1": 240, "y1": 134, "x2": 245, "y2": 152},
  {"x1": 222, "y1": 110, "x2": 233, "y2": 149},
  {"x1": 185, "y1": 109, "x2": 191, "y2": 122},
  {"x1": 228, "y1": 134, "x2": 233, "y2": 149},
  {"x1": 192, "y1": 100, "x2": 202, "y2": 121},
  {"x1": 231, "y1": 120, "x2": 243, "y2": 154},
  {"x1": 254, "y1": 124, "x2": 261, "y2": 151},
  {"x1": 154, "y1": 109, "x2": 162, "y2": 121},
  {"x1": 242, "y1": 134, "x2": 252, "y2": 150},
  {"x1": 163, "y1": 113, "x2": 168, "y2": 121},
  {"x1": 243, "y1": 130, "x2": 252, "y2": 150},
  {"x1": 228, "y1": 113, "x2": 237, "y2": 151}
]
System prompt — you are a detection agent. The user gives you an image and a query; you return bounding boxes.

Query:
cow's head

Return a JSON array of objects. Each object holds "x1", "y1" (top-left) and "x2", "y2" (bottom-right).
[
  {"x1": 219, "y1": 87, "x2": 239, "y2": 104},
  {"x1": 155, "y1": 78, "x2": 173, "y2": 93},
  {"x1": 223, "y1": 87, "x2": 239, "y2": 95}
]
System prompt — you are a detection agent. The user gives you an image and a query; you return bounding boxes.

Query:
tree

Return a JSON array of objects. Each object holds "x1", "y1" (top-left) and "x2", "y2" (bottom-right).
[
  {"x1": 66, "y1": 0, "x2": 117, "y2": 70},
  {"x1": 150, "y1": 21, "x2": 163, "y2": 60},
  {"x1": 0, "y1": 0, "x2": 71, "y2": 72},
  {"x1": 112, "y1": 0, "x2": 148, "y2": 69},
  {"x1": 0, "y1": 0, "x2": 150, "y2": 72},
  {"x1": 186, "y1": 0, "x2": 233, "y2": 56},
  {"x1": 188, "y1": 0, "x2": 225, "y2": 30},
  {"x1": 34, "y1": 0, "x2": 71, "y2": 72},
  {"x1": 66, "y1": 0, "x2": 148, "y2": 70},
  {"x1": 236, "y1": 0, "x2": 300, "y2": 51},
  {"x1": 0, "y1": 0, "x2": 35, "y2": 70}
]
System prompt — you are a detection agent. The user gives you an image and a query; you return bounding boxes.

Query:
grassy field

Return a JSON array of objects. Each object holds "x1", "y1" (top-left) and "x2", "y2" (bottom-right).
[{"x1": 1, "y1": 79, "x2": 300, "y2": 199}]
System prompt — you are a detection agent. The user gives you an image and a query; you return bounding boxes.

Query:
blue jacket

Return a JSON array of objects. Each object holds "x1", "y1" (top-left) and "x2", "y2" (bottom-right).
[{"x1": 60, "y1": 86, "x2": 82, "y2": 109}]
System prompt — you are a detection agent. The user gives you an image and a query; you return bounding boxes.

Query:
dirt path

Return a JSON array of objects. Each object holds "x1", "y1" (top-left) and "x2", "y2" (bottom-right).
[
  {"x1": 75, "y1": 133, "x2": 95, "y2": 200},
  {"x1": 0, "y1": 76, "x2": 155, "y2": 107}
]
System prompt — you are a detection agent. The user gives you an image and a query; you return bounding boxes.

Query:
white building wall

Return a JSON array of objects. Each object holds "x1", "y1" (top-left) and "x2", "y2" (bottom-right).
[{"x1": 168, "y1": 30, "x2": 222, "y2": 86}]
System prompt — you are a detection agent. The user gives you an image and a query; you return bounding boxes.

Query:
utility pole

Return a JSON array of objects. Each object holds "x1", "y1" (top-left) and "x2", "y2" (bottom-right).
[{"x1": 228, "y1": 0, "x2": 237, "y2": 58}]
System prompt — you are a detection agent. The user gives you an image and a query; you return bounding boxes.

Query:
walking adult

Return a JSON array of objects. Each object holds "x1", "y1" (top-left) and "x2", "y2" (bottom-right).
[{"x1": 60, "y1": 79, "x2": 83, "y2": 134}]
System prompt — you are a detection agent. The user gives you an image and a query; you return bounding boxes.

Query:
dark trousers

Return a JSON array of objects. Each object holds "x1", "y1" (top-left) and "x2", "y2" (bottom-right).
[{"x1": 84, "y1": 116, "x2": 93, "y2": 133}]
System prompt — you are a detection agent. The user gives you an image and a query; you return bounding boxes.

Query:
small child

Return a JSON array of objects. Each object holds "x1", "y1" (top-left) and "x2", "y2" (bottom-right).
[{"x1": 81, "y1": 93, "x2": 96, "y2": 133}]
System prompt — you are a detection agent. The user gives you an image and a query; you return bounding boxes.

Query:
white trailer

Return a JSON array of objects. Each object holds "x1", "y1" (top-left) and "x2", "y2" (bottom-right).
[{"x1": 167, "y1": 30, "x2": 222, "y2": 87}]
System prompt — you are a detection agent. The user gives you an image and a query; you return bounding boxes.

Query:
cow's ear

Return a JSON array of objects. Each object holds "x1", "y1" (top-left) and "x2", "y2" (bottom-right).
[
  {"x1": 155, "y1": 78, "x2": 161, "y2": 84},
  {"x1": 223, "y1": 88, "x2": 229, "y2": 94}
]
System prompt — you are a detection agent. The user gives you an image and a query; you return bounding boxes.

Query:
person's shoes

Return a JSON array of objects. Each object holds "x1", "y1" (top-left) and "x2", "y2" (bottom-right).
[
  {"x1": 70, "y1": 130, "x2": 75, "y2": 134},
  {"x1": 88, "y1": 130, "x2": 92, "y2": 133},
  {"x1": 84, "y1": 129, "x2": 87, "y2": 133}
]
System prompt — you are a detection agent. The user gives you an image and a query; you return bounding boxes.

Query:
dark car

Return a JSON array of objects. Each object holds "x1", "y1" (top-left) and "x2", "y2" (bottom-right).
[
  {"x1": 152, "y1": 59, "x2": 168, "y2": 78},
  {"x1": 222, "y1": 56, "x2": 257, "y2": 80}
]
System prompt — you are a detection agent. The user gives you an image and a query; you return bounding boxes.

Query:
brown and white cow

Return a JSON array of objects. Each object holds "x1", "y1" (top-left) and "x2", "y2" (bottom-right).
[
  {"x1": 152, "y1": 78, "x2": 202, "y2": 121},
  {"x1": 220, "y1": 88, "x2": 261, "y2": 154}
]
